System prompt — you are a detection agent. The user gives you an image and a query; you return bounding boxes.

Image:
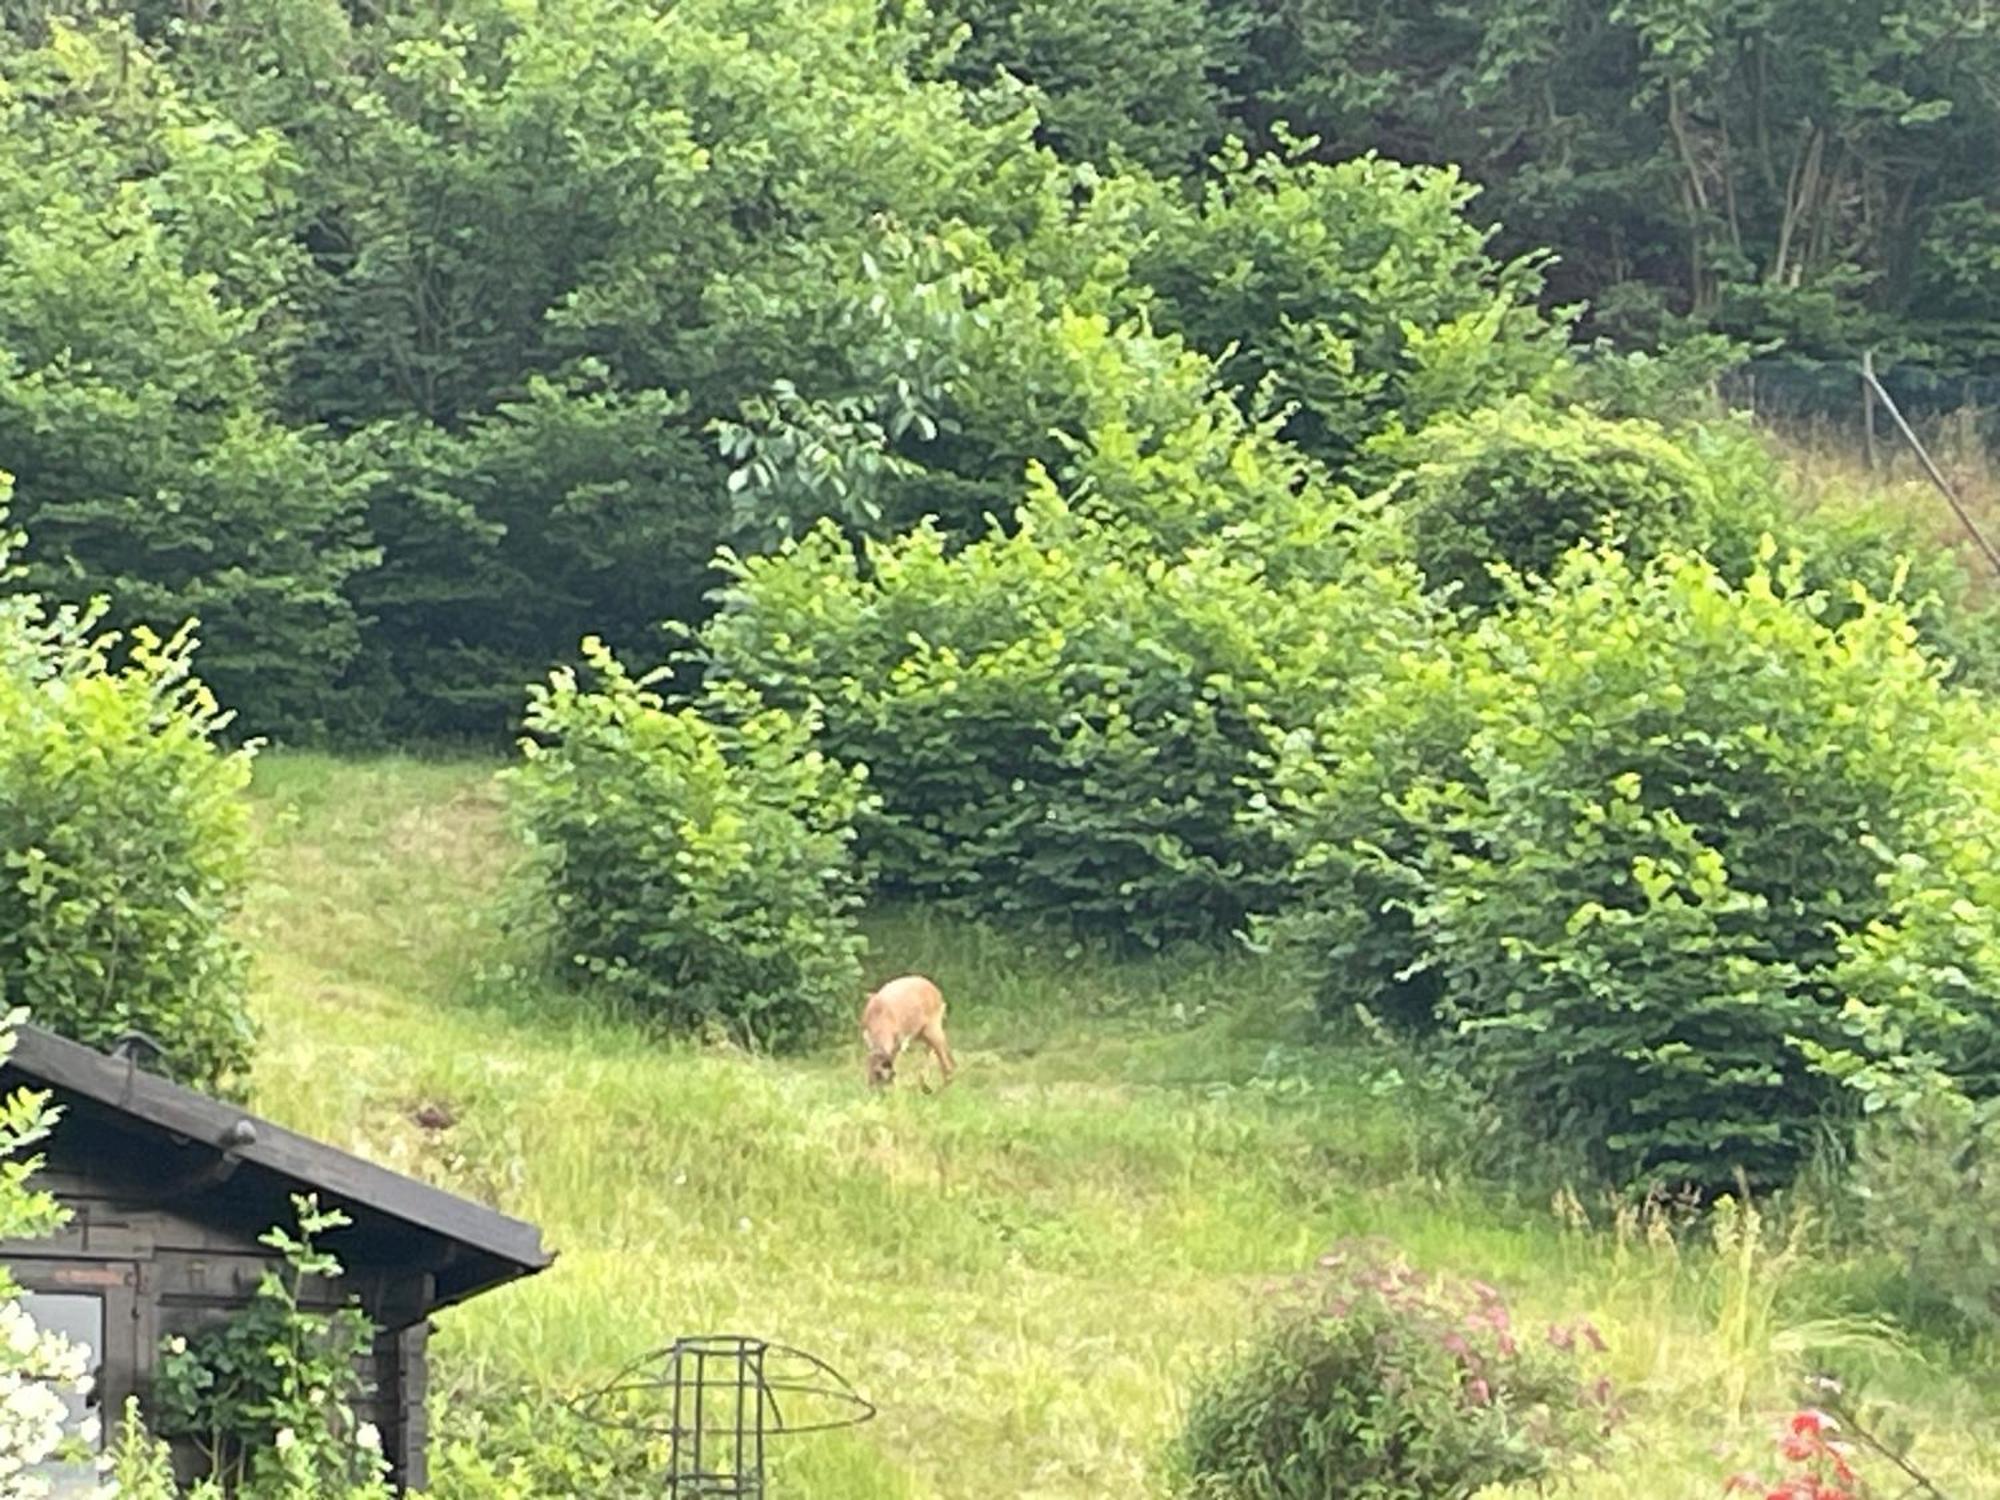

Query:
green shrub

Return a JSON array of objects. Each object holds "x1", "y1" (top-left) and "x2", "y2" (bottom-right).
[
  {"x1": 154, "y1": 1196, "x2": 394, "y2": 1499},
  {"x1": 1264, "y1": 544, "x2": 2000, "y2": 1192},
  {"x1": 1382, "y1": 399, "x2": 1717, "y2": 607},
  {"x1": 1171, "y1": 1241, "x2": 1614, "y2": 1500},
  {"x1": 928, "y1": 0, "x2": 1240, "y2": 172},
  {"x1": 699, "y1": 492, "x2": 1431, "y2": 948},
  {"x1": 1076, "y1": 146, "x2": 1568, "y2": 482},
  {"x1": 1854, "y1": 1090, "x2": 2000, "y2": 1334},
  {"x1": 0, "y1": 1006, "x2": 101, "y2": 1488},
  {"x1": 1701, "y1": 434, "x2": 2000, "y2": 693},
  {"x1": 108, "y1": 1401, "x2": 192, "y2": 1500},
  {"x1": 505, "y1": 638, "x2": 869, "y2": 1051},
  {"x1": 0, "y1": 25, "x2": 373, "y2": 737},
  {"x1": 0, "y1": 494, "x2": 255, "y2": 1093},
  {"x1": 422, "y1": 1388, "x2": 668, "y2": 1500}
]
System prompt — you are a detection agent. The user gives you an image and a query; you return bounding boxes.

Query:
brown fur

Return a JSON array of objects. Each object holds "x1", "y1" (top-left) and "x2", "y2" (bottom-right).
[{"x1": 861, "y1": 974, "x2": 955, "y2": 1091}]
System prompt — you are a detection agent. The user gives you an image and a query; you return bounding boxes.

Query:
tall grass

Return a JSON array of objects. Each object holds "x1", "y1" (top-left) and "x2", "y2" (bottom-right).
[
  {"x1": 240, "y1": 754, "x2": 2000, "y2": 1498},
  {"x1": 1768, "y1": 407, "x2": 2000, "y2": 599}
]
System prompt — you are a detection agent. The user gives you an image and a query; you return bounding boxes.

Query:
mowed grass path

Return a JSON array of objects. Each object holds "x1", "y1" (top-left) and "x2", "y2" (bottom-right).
[{"x1": 239, "y1": 754, "x2": 2000, "y2": 1498}]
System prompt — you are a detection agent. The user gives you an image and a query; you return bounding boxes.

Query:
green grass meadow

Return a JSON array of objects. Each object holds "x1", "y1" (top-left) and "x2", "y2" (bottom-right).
[{"x1": 239, "y1": 753, "x2": 2000, "y2": 1498}]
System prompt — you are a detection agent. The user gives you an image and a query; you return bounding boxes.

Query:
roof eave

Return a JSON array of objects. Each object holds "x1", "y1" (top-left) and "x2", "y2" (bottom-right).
[{"x1": 4, "y1": 1026, "x2": 554, "y2": 1284}]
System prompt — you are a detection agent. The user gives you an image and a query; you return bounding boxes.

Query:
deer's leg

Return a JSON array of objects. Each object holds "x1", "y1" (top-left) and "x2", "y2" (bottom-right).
[{"x1": 920, "y1": 1019, "x2": 956, "y2": 1088}]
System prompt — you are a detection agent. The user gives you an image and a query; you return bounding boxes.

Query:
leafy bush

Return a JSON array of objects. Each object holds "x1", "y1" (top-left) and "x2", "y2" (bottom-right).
[
  {"x1": 1381, "y1": 399, "x2": 1718, "y2": 607},
  {"x1": 1264, "y1": 545, "x2": 2000, "y2": 1192},
  {"x1": 1371, "y1": 396, "x2": 2000, "y2": 688},
  {"x1": 109, "y1": 1400, "x2": 191, "y2": 1500},
  {"x1": 1696, "y1": 432, "x2": 2000, "y2": 693},
  {"x1": 1076, "y1": 146, "x2": 1568, "y2": 481},
  {"x1": 0, "y1": 494, "x2": 255, "y2": 1094},
  {"x1": 422, "y1": 1389, "x2": 668, "y2": 1500},
  {"x1": 0, "y1": 1007, "x2": 99, "y2": 1493},
  {"x1": 1854, "y1": 1090, "x2": 2000, "y2": 1334},
  {"x1": 1171, "y1": 1241, "x2": 1614, "y2": 1500},
  {"x1": 928, "y1": 0, "x2": 1240, "y2": 171},
  {"x1": 154, "y1": 1196, "x2": 393, "y2": 1499},
  {"x1": 699, "y1": 493, "x2": 1431, "y2": 948},
  {"x1": 506, "y1": 639, "x2": 869, "y2": 1050},
  {"x1": 0, "y1": 24, "x2": 373, "y2": 736}
]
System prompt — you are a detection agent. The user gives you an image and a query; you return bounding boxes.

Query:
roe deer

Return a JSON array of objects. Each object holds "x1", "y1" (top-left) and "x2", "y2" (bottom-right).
[{"x1": 861, "y1": 975, "x2": 955, "y2": 1091}]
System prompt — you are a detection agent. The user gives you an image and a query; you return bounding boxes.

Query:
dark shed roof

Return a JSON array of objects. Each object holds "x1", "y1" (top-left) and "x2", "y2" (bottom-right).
[{"x1": 3, "y1": 1026, "x2": 553, "y2": 1315}]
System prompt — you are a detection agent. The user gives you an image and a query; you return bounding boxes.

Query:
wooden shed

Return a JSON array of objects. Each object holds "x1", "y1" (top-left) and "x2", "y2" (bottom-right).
[{"x1": 0, "y1": 1025, "x2": 554, "y2": 1493}]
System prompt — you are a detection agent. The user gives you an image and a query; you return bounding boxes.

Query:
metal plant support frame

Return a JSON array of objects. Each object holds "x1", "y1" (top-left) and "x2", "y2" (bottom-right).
[{"x1": 572, "y1": 1336, "x2": 876, "y2": 1497}]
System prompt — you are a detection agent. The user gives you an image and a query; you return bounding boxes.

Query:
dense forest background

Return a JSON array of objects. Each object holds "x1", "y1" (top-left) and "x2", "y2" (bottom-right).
[{"x1": 4, "y1": 0, "x2": 1999, "y2": 739}]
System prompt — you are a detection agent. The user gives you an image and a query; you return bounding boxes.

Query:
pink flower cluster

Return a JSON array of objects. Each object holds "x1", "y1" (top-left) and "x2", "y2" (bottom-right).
[{"x1": 1303, "y1": 1239, "x2": 1623, "y2": 1433}]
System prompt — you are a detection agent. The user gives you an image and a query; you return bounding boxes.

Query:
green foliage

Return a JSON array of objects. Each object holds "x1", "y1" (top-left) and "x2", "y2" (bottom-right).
[
  {"x1": 0, "y1": 22, "x2": 373, "y2": 734},
  {"x1": 0, "y1": 1012, "x2": 64, "y2": 1252},
  {"x1": 421, "y1": 1391, "x2": 667, "y2": 1500},
  {"x1": 928, "y1": 0, "x2": 1240, "y2": 171},
  {"x1": 0, "y1": 1008, "x2": 105, "y2": 1490},
  {"x1": 1076, "y1": 146, "x2": 1567, "y2": 479},
  {"x1": 347, "y1": 373, "x2": 718, "y2": 740},
  {"x1": 1855, "y1": 1090, "x2": 2000, "y2": 1336},
  {"x1": 506, "y1": 638, "x2": 869, "y2": 1050},
  {"x1": 185, "y1": 0, "x2": 1070, "y2": 734},
  {"x1": 1265, "y1": 545, "x2": 2000, "y2": 1192},
  {"x1": 0, "y1": 492, "x2": 254, "y2": 1093},
  {"x1": 1569, "y1": 334, "x2": 1749, "y2": 424},
  {"x1": 1228, "y1": 0, "x2": 2000, "y2": 366},
  {"x1": 8, "y1": 0, "x2": 2000, "y2": 744},
  {"x1": 699, "y1": 492, "x2": 1432, "y2": 948},
  {"x1": 109, "y1": 1399, "x2": 200, "y2": 1500},
  {"x1": 0, "y1": 0, "x2": 1592, "y2": 738},
  {"x1": 1383, "y1": 399, "x2": 1718, "y2": 607},
  {"x1": 153, "y1": 1195, "x2": 392, "y2": 1500},
  {"x1": 1171, "y1": 1241, "x2": 1614, "y2": 1500}
]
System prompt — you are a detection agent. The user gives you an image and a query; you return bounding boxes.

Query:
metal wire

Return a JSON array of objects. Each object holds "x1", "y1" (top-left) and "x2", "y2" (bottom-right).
[{"x1": 570, "y1": 1335, "x2": 875, "y2": 1497}]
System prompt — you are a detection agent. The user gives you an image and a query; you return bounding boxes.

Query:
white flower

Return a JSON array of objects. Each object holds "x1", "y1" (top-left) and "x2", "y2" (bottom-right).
[
  {"x1": 165, "y1": 1336, "x2": 188, "y2": 1356},
  {"x1": 355, "y1": 1422, "x2": 382, "y2": 1452},
  {"x1": 274, "y1": 1427, "x2": 297, "y2": 1452}
]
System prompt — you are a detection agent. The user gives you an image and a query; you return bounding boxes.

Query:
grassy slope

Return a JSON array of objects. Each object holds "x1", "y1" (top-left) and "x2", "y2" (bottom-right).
[{"x1": 240, "y1": 753, "x2": 2000, "y2": 1498}]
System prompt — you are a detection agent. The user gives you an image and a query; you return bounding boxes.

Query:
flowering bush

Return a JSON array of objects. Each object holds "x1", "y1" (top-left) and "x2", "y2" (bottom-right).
[
  {"x1": 1726, "y1": 1383, "x2": 1953, "y2": 1500},
  {"x1": 1171, "y1": 1240, "x2": 1617, "y2": 1499},
  {"x1": 0, "y1": 1296, "x2": 100, "y2": 1500},
  {"x1": 0, "y1": 1006, "x2": 106, "y2": 1500},
  {"x1": 1730, "y1": 1411, "x2": 1864, "y2": 1500},
  {"x1": 153, "y1": 1196, "x2": 391, "y2": 1499}
]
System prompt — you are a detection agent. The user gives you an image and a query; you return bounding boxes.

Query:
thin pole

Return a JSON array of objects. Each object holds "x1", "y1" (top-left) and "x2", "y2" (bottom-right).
[
  {"x1": 1861, "y1": 351, "x2": 2000, "y2": 580},
  {"x1": 1862, "y1": 351, "x2": 1879, "y2": 471},
  {"x1": 670, "y1": 1344, "x2": 688, "y2": 1491}
]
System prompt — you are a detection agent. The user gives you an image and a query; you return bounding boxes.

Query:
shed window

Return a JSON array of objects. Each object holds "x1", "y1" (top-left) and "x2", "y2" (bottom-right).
[{"x1": 19, "y1": 1291, "x2": 105, "y2": 1496}]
